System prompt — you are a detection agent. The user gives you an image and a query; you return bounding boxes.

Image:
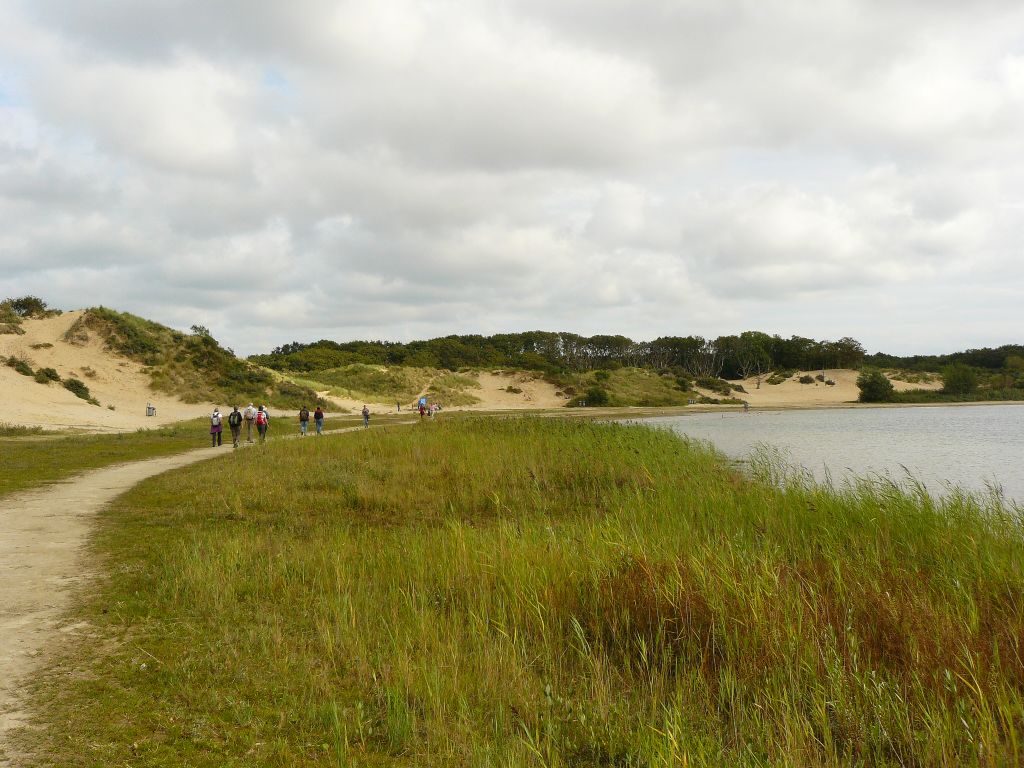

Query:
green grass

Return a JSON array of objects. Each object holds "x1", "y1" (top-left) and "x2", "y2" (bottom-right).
[
  {"x1": 561, "y1": 368, "x2": 695, "y2": 407},
  {"x1": 0, "y1": 420, "x2": 209, "y2": 498},
  {"x1": 18, "y1": 418, "x2": 1024, "y2": 766},
  {"x1": 892, "y1": 387, "x2": 1024, "y2": 404}
]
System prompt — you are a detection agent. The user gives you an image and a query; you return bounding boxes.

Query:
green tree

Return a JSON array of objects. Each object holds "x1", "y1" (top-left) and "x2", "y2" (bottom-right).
[
  {"x1": 942, "y1": 364, "x2": 978, "y2": 395},
  {"x1": 856, "y1": 368, "x2": 894, "y2": 403}
]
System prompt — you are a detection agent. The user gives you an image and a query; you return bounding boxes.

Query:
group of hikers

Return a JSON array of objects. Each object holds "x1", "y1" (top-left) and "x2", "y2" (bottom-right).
[{"x1": 208, "y1": 402, "x2": 372, "y2": 447}]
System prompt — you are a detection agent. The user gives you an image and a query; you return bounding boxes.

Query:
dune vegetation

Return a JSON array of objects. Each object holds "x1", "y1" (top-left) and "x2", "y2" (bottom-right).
[
  {"x1": 296, "y1": 363, "x2": 482, "y2": 406},
  {"x1": 62, "y1": 307, "x2": 322, "y2": 409},
  {"x1": 21, "y1": 417, "x2": 1024, "y2": 766}
]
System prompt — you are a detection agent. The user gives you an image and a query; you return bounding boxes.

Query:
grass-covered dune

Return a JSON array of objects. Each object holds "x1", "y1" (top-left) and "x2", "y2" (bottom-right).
[
  {"x1": 24, "y1": 419, "x2": 1024, "y2": 766},
  {"x1": 63, "y1": 307, "x2": 322, "y2": 409}
]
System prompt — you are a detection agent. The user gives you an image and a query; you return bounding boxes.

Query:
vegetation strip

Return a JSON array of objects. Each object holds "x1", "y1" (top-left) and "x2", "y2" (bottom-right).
[{"x1": 18, "y1": 417, "x2": 1024, "y2": 766}]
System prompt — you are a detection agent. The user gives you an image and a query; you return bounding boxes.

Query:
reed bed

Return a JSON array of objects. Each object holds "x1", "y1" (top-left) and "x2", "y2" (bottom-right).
[{"x1": 22, "y1": 417, "x2": 1024, "y2": 766}]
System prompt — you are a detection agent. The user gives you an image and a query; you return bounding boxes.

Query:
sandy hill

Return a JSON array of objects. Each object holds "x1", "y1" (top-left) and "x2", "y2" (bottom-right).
[
  {"x1": 2, "y1": 309, "x2": 325, "y2": 431},
  {"x1": 1, "y1": 311, "x2": 219, "y2": 430}
]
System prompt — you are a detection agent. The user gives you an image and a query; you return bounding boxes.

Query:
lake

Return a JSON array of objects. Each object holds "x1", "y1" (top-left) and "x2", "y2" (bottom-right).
[{"x1": 639, "y1": 404, "x2": 1024, "y2": 503}]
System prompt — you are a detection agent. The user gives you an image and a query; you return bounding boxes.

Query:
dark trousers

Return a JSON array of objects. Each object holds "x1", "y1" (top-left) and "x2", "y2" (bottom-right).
[
  {"x1": 211, "y1": 430, "x2": 222, "y2": 447},
  {"x1": 257, "y1": 424, "x2": 268, "y2": 442},
  {"x1": 230, "y1": 425, "x2": 241, "y2": 446}
]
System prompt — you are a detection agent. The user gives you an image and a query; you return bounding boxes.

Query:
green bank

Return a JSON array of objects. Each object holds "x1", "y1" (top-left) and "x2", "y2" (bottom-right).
[{"x1": 20, "y1": 418, "x2": 1024, "y2": 766}]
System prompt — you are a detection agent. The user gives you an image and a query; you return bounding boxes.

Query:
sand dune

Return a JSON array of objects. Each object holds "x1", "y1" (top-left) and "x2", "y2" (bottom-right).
[
  {"x1": 0, "y1": 312, "x2": 217, "y2": 431},
  {"x1": 3, "y1": 314, "x2": 946, "y2": 431},
  {"x1": 728, "y1": 368, "x2": 941, "y2": 408}
]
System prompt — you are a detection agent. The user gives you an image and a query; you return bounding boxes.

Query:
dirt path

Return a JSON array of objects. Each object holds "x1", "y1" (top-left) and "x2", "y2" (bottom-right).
[{"x1": 0, "y1": 447, "x2": 231, "y2": 760}]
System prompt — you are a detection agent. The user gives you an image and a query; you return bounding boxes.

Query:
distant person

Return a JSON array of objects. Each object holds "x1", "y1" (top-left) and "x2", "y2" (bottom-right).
[
  {"x1": 243, "y1": 403, "x2": 257, "y2": 443},
  {"x1": 418, "y1": 403, "x2": 426, "y2": 418},
  {"x1": 298, "y1": 405, "x2": 310, "y2": 436},
  {"x1": 362, "y1": 404, "x2": 370, "y2": 428},
  {"x1": 255, "y1": 405, "x2": 269, "y2": 442},
  {"x1": 314, "y1": 405, "x2": 325, "y2": 435},
  {"x1": 210, "y1": 408, "x2": 223, "y2": 447},
  {"x1": 228, "y1": 405, "x2": 243, "y2": 448},
  {"x1": 397, "y1": 401, "x2": 401, "y2": 412}
]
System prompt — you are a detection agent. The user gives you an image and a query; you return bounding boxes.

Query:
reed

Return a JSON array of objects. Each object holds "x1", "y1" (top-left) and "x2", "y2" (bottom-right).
[{"x1": 20, "y1": 417, "x2": 1024, "y2": 766}]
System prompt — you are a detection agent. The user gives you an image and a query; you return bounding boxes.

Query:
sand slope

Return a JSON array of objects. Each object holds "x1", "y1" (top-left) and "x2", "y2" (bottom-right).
[
  {"x1": 728, "y1": 368, "x2": 941, "y2": 407},
  {"x1": 0, "y1": 312, "x2": 217, "y2": 431}
]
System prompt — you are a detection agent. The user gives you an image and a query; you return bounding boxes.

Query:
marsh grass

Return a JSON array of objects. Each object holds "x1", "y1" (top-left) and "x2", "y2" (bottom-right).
[{"x1": 20, "y1": 418, "x2": 1024, "y2": 766}]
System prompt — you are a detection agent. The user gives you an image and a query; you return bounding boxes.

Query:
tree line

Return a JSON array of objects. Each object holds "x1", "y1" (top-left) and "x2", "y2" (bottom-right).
[{"x1": 250, "y1": 331, "x2": 868, "y2": 379}]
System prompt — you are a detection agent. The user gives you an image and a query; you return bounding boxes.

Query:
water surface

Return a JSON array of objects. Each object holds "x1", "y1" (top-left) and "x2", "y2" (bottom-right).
[{"x1": 640, "y1": 404, "x2": 1024, "y2": 503}]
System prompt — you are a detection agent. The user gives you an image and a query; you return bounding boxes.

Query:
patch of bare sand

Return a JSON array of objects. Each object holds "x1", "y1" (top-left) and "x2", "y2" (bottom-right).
[
  {"x1": 0, "y1": 312, "x2": 218, "y2": 431},
  {"x1": 458, "y1": 371, "x2": 567, "y2": 410},
  {"x1": 729, "y1": 369, "x2": 942, "y2": 408}
]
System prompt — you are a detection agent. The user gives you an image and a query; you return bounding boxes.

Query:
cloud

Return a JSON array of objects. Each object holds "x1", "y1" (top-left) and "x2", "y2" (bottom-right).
[{"x1": 0, "y1": 0, "x2": 1022, "y2": 355}]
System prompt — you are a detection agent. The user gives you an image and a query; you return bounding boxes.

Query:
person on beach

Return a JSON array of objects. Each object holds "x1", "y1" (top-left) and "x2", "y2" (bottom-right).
[
  {"x1": 228, "y1": 405, "x2": 243, "y2": 448},
  {"x1": 255, "y1": 405, "x2": 269, "y2": 442},
  {"x1": 243, "y1": 403, "x2": 257, "y2": 443},
  {"x1": 314, "y1": 405, "x2": 325, "y2": 435},
  {"x1": 361, "y1": 405, "x2": 370, "y2": 428},
  {"x1": 298, "y1": 405, "x2": 310, "y2": 436},
  {"x1": 210, "y1": 408, "x2": 223, "y2": 447}
]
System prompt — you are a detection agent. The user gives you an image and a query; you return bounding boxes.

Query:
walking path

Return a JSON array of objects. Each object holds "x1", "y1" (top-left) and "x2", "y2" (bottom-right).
[
  {"x1": 0, "y1": 421, "x2": 396, "y2": 765},
  {"x1": 0, "y1": 447, "x2": 227, "y2": 760}
]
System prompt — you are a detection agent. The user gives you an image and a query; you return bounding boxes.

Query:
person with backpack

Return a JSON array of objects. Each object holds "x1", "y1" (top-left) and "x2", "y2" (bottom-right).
[
  {"x1": 314, "y1": 405, "x2": 325, "y2": 435},
  {"x1": 243, "y1": 403, "x2": 257, "y2": 443},
  {"x1": 361, "y1": 404, "x2": 370, "y2": 428},
  {"x1": 298, "y1": 405, "x2": 310, "y2": 436},
  {"x1": 255, "y1": 405, "x2": 270, "y2": 442},
  {"x1": 210, "y1": 408, "x2": 223, "y2": 447},
  {"x1": 228, "y1": 405, "x2": 243, "y2": 448}
]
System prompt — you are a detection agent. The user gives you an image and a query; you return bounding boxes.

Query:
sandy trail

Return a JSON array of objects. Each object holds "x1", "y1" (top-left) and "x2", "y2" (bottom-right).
[{"x1": 0, "y1": 447, "x2": 227, "y2": 759}]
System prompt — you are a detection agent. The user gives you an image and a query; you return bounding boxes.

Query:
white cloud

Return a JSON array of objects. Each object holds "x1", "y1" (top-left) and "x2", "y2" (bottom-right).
[{"x1": 0, "y1": 0, "x2": 1022, "y2": 355}]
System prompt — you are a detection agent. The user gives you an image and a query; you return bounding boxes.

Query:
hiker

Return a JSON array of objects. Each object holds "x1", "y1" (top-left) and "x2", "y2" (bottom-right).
[
  {"x1": 210, "y1": 408, "x2": 223, "y2": 447},
  {"x1": 362, "y1": 404, "x2": 370, "y2": 428},
  {"x1": 255, "y1": 405, "x2": 270, "y2": 442},
  {"x1": 228, "y1": 405, "x2": 243, "y2": 448},
  {"x1": 418, "y1": 403, "x2": 426, "y2": 418},
  {"x1": 298, "y1": 405, "x2": 310, "y2": 436},
  {"x1": 314, "y1": 405, "x2": 325, "y2": 435},
  {"x1": 243, "y1": 402, "x2": 257, "y2": 443},
  {"x1": 396, "y1": 401, "x2": 400, "y2": 412}
]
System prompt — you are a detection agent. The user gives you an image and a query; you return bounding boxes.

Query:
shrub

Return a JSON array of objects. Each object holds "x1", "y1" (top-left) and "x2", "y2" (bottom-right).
[
  {"x1": 6, "y1": 356, "x2": 33, "y2": 376},
  {"x1": 765, "y1": 370, "x2": 794, "y2": 385},
  {"x1": 942, "y1": 363, "x2": 978, "y2": 395},
  {"x1": 63, "y1": 378, "x2": 93, "y2": 401},
  {"x1": 798, "y1": 375, "x2": 815, "y2": 384},
  {"x1": 34, "y1": 367, "x2": 60, "y2": 384},
  {"x1": 815, "y1": 373, "x2": 825, "y2": 381},
  {"x1": 30, "y1": 342, "x2": 53, "y2": 350},
  {"x1": 732, "y1": 384, "x2": 747, "y2": 394},
  {"x1": 825, "y1": 379, "x2": 836, "y2": 386},
  {"x1": 594, "y1": 370, "x2": 611, "y2": 382},
  {"x1": 504, "y1": 385, "x2": 523, "y2": 394},
  {"x1": 696, "y1": 377, "x2": 732, "y2": 396},
  {"x1": 569, "y1": 386, "x2": 610, "y2": 407},
  {"x1": 856, "y1": 368, "x2": 895, "y2": 403}
]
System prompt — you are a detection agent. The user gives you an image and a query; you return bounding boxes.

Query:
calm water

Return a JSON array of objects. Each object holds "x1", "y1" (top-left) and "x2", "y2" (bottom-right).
[{"x1": 639, "y1": 404, "x2": 1024, "y2": 503}]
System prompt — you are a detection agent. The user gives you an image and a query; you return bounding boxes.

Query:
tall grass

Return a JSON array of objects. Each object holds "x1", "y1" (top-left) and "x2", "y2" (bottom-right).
[{"x1": 21, "y1": 418, "x2": 1024, "y2": 766}]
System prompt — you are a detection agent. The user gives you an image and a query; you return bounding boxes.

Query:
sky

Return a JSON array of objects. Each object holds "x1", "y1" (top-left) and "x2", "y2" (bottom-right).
[{"x1": 1, "y1": 1, "x2": 1022, "y2": 357}]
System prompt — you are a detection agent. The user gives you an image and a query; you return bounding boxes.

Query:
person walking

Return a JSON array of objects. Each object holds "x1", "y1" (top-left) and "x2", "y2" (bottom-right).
[
  {"x1": 255, "y1": 405, "x2": 270, "y2": 443},
  {"x1": 314, "y1": 405, "x2": 325, "y2": 435},
  {"x1": 210, "y1": 408, "x2": 223, "y2": 447},
  {"x1": 298, "y1": 405, "x2": 310, "y2": 436},
  {"x1": 228, "y1": 405, "x2": 243, "y2": 448},
  {"x1": 243, "y1": 402, "x2": 257, "y2": 443},
  {"x1": 361, "y1": 404, "x2": 370, "y2": 428}
]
